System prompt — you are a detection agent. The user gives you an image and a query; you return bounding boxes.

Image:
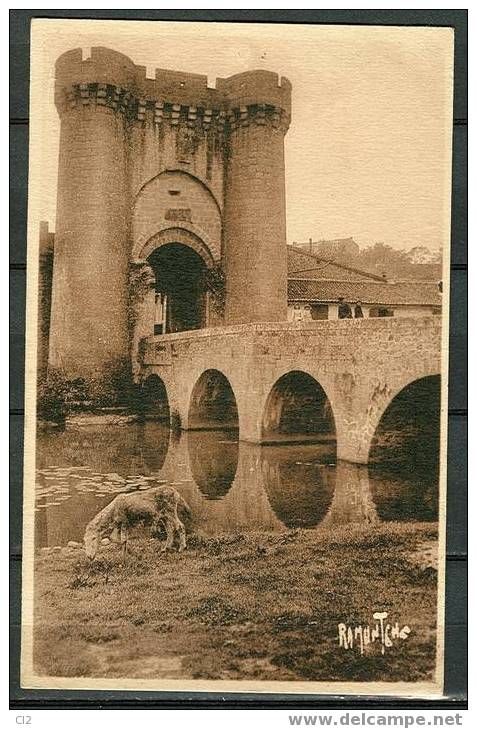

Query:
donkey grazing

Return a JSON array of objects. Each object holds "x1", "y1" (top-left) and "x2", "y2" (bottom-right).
[{"x1": 84, "y1": 485, "x2": 191, "y2": 560}]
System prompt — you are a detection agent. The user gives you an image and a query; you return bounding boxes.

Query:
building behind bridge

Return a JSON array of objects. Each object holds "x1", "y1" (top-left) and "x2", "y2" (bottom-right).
[
  {"x1": 286, "y1": 246, "x2": 442, "y2": 321},
  {"x1": 292, "y1": 236, "x2": 360, "y2": 260}
]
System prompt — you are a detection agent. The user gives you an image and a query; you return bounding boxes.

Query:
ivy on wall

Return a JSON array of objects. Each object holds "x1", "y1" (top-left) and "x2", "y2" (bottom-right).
[
  {"x1": 128, "y1": 261, "x2": 156, "y2": 335},
  {"x1": 206, "y1": 261, "x2": 226, "y2": 318}
]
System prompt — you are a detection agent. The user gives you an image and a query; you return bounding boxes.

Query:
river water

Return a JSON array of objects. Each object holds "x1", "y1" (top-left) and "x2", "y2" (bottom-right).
[{"x1": 34, "y1": 422, "x2": 438, "y2": 549}]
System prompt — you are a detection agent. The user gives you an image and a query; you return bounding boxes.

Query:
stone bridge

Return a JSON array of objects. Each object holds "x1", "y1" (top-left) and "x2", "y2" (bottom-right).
[{"x1": 138, "y1": 316, "x2": 442, "y2": 464}]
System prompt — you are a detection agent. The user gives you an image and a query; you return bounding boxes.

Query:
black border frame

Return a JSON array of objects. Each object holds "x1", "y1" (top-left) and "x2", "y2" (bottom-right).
[{"x1": 9, "y1": 8, "x2": 468, "y2": 710}]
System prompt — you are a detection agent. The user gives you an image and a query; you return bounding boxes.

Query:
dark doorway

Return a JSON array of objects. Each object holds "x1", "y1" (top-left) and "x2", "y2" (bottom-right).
[
  {"x1": 310, "y1": 304, "x2": 329, "y2": 320},
  {"x1": 369, "y1": 307, "x2": 394, "y2": 317},
  {"x1": 148, "y1": 243, "x2": 207, "y2": 333}
]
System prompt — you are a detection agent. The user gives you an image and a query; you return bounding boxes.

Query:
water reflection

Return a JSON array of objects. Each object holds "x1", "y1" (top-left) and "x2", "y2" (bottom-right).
[
  {"x1": 34, "y1": 423, "x2": 438, "y2": 547},
  {"x1": 369, "y1": 465, "x2": 438, "y2": 522},
  {"x1": 37, "y1": 421, "x2": 170, "y2": 474},
  {"x1": 324, "y1": 462, "x2": 379, "y2": 526},
  {"x1": 35, "y1": 422, "x2": 171, "y2": 549},
  {"x1": 261, "y1": 445, "x2": 336, "y2": 528},
  {"x1": 188, "y1": 430, "x2": 239, "y2": 500}
]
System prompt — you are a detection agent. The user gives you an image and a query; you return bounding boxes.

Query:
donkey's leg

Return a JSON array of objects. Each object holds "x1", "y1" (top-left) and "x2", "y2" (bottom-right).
[
  {"x1": 120, "y1": 524, "x2": 129, "y2": 561},
  {"x1": 175, "y1": 518, "x2": 187, "y2": 552},
  {"x1": 161, "y1": 518, "x2": 175, "y2": 552},
  {"x1": 151, "y1": 517, "x2": 165, "y2": 540}
]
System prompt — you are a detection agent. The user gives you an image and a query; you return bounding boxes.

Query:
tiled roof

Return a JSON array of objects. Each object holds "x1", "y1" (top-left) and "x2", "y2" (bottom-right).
[
  {"x1": 288, "y1": 278, "x2": 442, "y2": 307},
  {"x1": 287, "y1": 245, "x2": 385, "y2": 282}
]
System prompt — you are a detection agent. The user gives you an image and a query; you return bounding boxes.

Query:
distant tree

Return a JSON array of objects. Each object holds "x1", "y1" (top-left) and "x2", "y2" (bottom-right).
[
  {"x1": 357, "y1": 243, "x2": 410, "y2": 278},
  {"x1": 407, "y1": 246, "x2": 443, "y2": 265},
  {"x1": 355, "y1": 243, "x2": 442, "y2": 280},
  {"x1": 292, "y1": 237, "x2": 442, "y2": 281}
]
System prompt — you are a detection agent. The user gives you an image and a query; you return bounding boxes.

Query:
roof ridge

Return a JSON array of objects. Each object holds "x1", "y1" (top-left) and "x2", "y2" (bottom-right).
[
  {"x1": 288, "y1": 277, "x2": 440, "y2": 286},
  {"x1": 287, "y1": 245, "x2": 385, "y2": 281},
  {"x1": 287, "y1": 278, "x2": 442, "y2": 306}
]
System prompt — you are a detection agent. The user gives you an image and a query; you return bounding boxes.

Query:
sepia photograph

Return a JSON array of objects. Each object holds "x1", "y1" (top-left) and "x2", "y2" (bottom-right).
[{"x1": 20, "y1": 18, "x2": 454, "y2": 696}]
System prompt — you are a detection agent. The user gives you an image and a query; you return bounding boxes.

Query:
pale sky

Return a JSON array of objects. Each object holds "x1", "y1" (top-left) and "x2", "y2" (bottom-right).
[{"x1": 31, "y1": 20, "x2": 454, "y2": 251}]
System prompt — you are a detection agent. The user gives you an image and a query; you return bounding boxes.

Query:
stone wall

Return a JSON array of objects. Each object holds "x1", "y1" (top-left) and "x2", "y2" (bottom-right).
[
  {"x1": 132, "y1": 171, "x2": 222, "y2": 263},
  {"x1": 139, "y1": 316, "x2": 442, "y2": 464}
]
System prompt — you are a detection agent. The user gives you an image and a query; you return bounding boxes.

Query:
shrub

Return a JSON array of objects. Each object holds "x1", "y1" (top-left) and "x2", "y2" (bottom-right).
[{"x1": 37, "y1": 358, "x2": 136, "y2": 420}]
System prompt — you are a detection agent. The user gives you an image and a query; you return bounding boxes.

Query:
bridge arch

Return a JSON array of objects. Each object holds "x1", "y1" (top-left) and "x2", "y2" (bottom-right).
[
  {"x1": 188, "y1": 368, "x2": 239, "y2": 431},
  {"x1": 137, "y1": 227, "x2": 214, "y2": 267},
  {"x1": 261, "y1": 370, "x2": 336, "y2": 445},
  {"x1": 140, "y1": 373, "x2": 170, "y2": 422},
  {"x1": 368, "y1": 374, "x2": 441, "y2": 470}
]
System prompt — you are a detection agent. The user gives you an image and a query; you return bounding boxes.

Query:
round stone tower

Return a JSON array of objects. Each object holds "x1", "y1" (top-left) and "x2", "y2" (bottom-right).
[
  {"x1": 49, "y1": 48, "x2": 136, "y2": 383},
  {"x1": 219, "y1": 72, "x2": 291, "y2": 324}
]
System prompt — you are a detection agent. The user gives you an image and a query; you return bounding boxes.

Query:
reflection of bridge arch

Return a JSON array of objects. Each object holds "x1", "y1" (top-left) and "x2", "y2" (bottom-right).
[
  {"x1": 188, "y1": 369, "x2": 239, "y2": 430},
  {"x1": 369, "y1": 466, "x2": 438, "y2": 522},
  {"x1": 262, "y1": 370, "x2": 336, "y2": 444},
  {"x1": 188, "y1": 430, "x2": 238, "y2": 500},
  {"x1": 260, "y1": 445, "x2": 336, "y2": 528},
  {"x1": 132, "y1": 421, "x2": 171, "y2": 473}
]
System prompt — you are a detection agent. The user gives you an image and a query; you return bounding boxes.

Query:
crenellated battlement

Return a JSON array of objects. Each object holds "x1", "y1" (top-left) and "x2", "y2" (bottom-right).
[
  {"x1": 55, "y1": 46, "x2": 291, "y2": 128},
  {"x1": 216, "y1": 70, "x2": 291, "y2": 113}
]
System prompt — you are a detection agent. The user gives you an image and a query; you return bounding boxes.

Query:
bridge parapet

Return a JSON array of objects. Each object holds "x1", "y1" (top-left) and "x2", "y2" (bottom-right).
[
  {"x1": 140, "y1": 317, "x2": 441, "y2": 372},
  {"x1": 139, "y1": 317, "x2": 442, "y2": 464}
]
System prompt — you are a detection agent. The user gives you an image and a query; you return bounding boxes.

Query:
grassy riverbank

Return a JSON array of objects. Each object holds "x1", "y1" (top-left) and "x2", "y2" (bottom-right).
[{"x1": 33, "y1": 523, "x2": 438, "y2": 683}]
